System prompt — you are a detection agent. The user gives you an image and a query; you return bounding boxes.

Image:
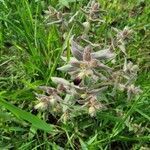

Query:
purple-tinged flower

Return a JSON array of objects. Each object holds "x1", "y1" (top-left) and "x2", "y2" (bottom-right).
[{"x1": 58, "y1": 40, "x2": 114, "y2": 80}]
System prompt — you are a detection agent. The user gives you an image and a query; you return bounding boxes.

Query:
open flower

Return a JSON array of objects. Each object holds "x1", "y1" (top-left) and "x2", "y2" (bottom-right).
[
  {"x1": 34, "y1": 87, "x2": 62, "y2": 111},
  {"x1": 87, "y1": 95, "x2": 104, "y2": 117},
  {"x1": 58, "y1": 40, "x2": 114, "y2": 80},
  {"x1": 34, "y1": 95, "x2": 50, "y2": 110}
]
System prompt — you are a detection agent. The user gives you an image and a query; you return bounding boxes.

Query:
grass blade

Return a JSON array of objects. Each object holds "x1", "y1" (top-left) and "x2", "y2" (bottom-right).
[{"x1": 0, "y1": 99, "x2": 54, "y2": 132}]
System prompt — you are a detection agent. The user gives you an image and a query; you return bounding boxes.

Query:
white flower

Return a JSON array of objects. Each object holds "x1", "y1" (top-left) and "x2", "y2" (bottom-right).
[
  {"x1": 34, "y1": 96, "x2": 50, "y2": 110},
  {"x1": 34, "y1": 101, "x2": 48, "y2": 110},
  {"x1": 89, "y1": 106, "x2": 96, "y2": 117},
  {"x1": 34, "y1": 90, "x2": 62, "y2": 111}
]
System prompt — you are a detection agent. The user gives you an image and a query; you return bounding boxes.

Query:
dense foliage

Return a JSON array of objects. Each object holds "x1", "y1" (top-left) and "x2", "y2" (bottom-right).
[{"x1": 0, "y1": 0, "x2": 149, "y2": 149}]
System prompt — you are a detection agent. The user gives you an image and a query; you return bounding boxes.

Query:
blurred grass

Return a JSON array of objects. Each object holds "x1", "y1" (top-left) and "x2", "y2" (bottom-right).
[{"x1": 0, "y1": 0, "x2": 150, "y2": 149}]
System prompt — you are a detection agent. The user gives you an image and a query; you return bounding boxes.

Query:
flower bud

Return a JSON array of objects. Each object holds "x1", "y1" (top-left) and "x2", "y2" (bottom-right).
[
  {"x1": 82, "y1": 22, "x2": 90, "y2": 34},
  {"x1": 89, "y1": 106, "x2": 96, "y2": 117},
  {"x1": 81, "y1": 93, "x2": 87, "y2": 99},
  {"x1": 34, "y1": 101, "x2": 48, "y2": 110},
  {"x1": 50, "y1": 97, "x2": 57, "y2": 106},
  {"x1": 73, "y1": 77, "x2": 82, "y2": 85}
]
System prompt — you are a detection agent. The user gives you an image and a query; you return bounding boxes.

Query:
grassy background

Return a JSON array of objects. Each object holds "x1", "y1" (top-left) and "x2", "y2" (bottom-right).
[{"x1": 0, "y1": 0, "x2": 150, "y2": 149}]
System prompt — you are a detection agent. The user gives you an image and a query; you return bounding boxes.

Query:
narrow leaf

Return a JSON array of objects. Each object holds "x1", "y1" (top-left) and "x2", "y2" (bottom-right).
[
  {"x1": 91, "y1": 49, "x2": 115, "y2": 60},
  {"x1": 79, "y1": 138, "x2": 88, "y2": 150},
  {"x1": 51, "y1": 77, "x2": 71, "y2": 86},
  {"x1": 71, "y1": 40, "x2": 83, "y2": 60},
  {"x1": 57, "y1": 64, "x2": 76, "y2": 72},
  {"x1": 0, "y1": 99, "x2": 53, "y2": 132}
]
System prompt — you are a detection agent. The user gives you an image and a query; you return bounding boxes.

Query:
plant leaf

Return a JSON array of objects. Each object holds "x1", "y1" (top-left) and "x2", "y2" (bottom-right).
[
  {"x1": 0, "y1": 99, "x2": 53, "y2": 132},
  {"x1": 61, "y1": 56, "x2": 77, "y2": 62},
  {"x1": 87, "y1": 134, "x2": 98, "y2": 145},
  {"x1": 51, "y1": 77, "x2": 71, "y2": 86},
  {"x1": 59, "y1": 0, "x2": 69, "y2": 8},
  {"x1": 71, "y1": 40, "x2": 83, "y2": 60},
  {"x1": 57, "y1": 64, "x2": 77, "y2": 72},
  {"x1": 91, "y1": 49, "x2": 115, "y2": 60},
  {"x1": 79, "y1": 138, "x2": 88, "y2": 150}
]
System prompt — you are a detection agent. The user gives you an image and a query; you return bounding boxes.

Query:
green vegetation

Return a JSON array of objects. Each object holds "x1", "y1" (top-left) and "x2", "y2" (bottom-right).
[{"x1": 0, "y1": 0, "x2": 149, "y2": 149}]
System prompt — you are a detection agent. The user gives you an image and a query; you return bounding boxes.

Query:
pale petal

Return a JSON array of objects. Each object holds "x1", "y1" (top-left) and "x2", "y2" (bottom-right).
[
  {"x1": 34, "y1": 102, "x2": 47, "y2": 110},
  {"x1": 131, "y1": 65, "x2": 139, "y2": 73},
  {"x1": 112, "y1": 27, "x2": 120, "y2": 33},
  {"x1": 123, "y1": 58, "x2": 128, "y2": 72},
  {"x1": 89, "y1": 106, "x2": 96, "y2": 117},
  {"x1": 68, "y1": 70, "x2": 80, "y2": 78},
  {"x1": 73, "y1": 84, "x2": 86, "y2": 92}
]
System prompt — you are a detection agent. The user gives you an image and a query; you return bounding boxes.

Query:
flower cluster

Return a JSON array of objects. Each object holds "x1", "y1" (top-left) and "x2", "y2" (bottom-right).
[
  {"x1": 58, "y1": 41, "x2": 114, "y2": 81},
  {"x1": 34, "y1": 1, "x2": 142, "y2": 121}
]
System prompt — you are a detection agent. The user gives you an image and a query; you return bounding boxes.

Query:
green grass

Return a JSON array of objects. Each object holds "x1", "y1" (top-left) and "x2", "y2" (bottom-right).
[{"x1": 0, "y1": 0, "x2": 150, "y2": 149}]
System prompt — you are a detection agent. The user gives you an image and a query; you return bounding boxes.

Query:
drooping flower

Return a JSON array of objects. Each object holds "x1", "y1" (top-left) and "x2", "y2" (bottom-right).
[
  {"x1": 87, "y1": 95, "x2": 105, "y2": 117},
  {"x1": 34, "y1": 86, "x2": 62, "y2": 111},
  {"x1": 34, "y1": 95, "x2": 50, "y2": 110}
]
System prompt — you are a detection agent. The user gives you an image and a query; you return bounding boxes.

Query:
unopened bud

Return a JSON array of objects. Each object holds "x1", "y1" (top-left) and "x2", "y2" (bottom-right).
[
  {"x1": 81, "y1": 93, "x2": 87, "y2": 99},
  {"x1": 89, "y1": 106, "x2": 96, "y2": 117},
  {"x1": 83, "y1": 22, "x2": 90, "y2": 33},
  {"x1": 34, "y1": 102, "x2": 48, "y2": 110},
  {"x1": 50, "y1": 97, "x2": 57, "y2": 106},
  {"x1": 73, "y1": 77, "x2": 82, "y2": 85}
]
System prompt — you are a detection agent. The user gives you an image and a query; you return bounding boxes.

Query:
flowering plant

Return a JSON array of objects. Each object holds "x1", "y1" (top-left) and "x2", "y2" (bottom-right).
[{"x1": 34, "y1": 1, "x2": 142, "y2": 123}]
